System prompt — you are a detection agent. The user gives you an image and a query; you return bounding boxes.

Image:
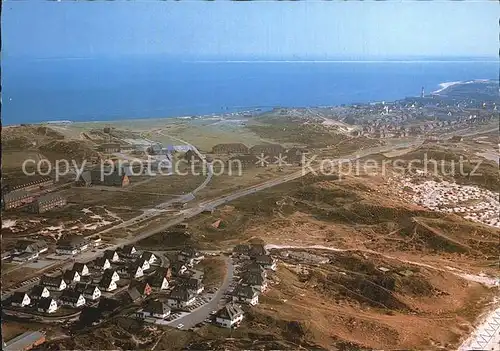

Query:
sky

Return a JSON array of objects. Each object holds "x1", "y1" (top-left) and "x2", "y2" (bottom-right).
[{"x1": 2, "y1": 1, "x2": 498, "y2": 60}]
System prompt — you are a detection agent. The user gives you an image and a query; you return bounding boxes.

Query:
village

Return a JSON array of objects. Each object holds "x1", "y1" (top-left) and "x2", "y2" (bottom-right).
[
  {"x1": 390, "y1": 173, "x2": 500, "y2": 228},
  {"x1": 2, "y1": 236, "x2": 278, "y2": 350}
]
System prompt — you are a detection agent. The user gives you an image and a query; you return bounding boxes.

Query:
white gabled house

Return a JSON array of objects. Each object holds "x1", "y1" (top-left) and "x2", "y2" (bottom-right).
[
  {"x1": 103, "y1": 250, "x2": 120, "y2": 263},
  {"x1": 215, "y1": 303, "x2": 244, "y2": 328},
  {"x1": 75, "y1": 283, "x2": 101, "y2": 301},
  {"x1": 63, "y1": 270, "x2": 81, "y2": 284},
  {"x1": 102, "y1": 269, "x2": 120, "y2": 282},
  {"x1": 99, "y1": 276, "x2": 117, "y2": 292},
  {"x1": 11, "y1": 292, "x2": 31, "y2": 307},
  {"x1": 94, "y1": 257, "x2": 111, "y2": 271},
  {"x1": 141, "y1": 251, "x2": 158, "y2": 265},
  {"x1": 72, "y1": 263, "x2": 90, "y2": 277},
  {"x1": 167, "y1": 286, "x2": 196, "y2": 309},
  {"x1": 37, "y1": 297, "x2": 58, "y2": 313},
  {"x1": 30, "y1": 286, "x2": 50, "y2": 300},
  {"x1": 232, "y1": 284, "x2": 259, "y2": 306},
  {"x1": 41, "y1": 275, "x2": 67, "y2": 291},
  {"x1": 60, "y1": 290, "x2": 86, "y2": 308},
  {"x1": 139, "y1": 300, "x2": 171, "y2": 319},
  {"x1": 134, "y1": 258, "x2": 150, "y2": 272}
]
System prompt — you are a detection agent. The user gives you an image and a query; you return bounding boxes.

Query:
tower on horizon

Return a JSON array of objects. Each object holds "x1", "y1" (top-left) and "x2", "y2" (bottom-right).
[{"x1": 420, "y1": 87, "x2": 425, "y2": 98}]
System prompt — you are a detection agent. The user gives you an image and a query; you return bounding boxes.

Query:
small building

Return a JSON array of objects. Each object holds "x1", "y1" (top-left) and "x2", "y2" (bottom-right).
[
  {"x1": 255, "y1": 255, "x2": 277, "y2": 271},
  {"x1": 233, "y1": 284, "x2": 259, "y2": 305},
  {"x1": 241, "y1": 262, "x2": 267, "y2": 278},
  {"x1": 103, "y1": 250, "x2": 120, "y2": 262},
  {"x1": 146, "y1": 273, "x2": 169, "y2": 290},
  {"x1": 11, "y1": 292, "x2": 31, "y2": 307},
  {"x1": 119, "y1": 245, "x2": 137, "y2": 258},
  {"x1": 99, "y1": 276, "x2": 117, "y2": 292},
  {"x1": 98, "y1": 143, "x2": 121, "y2": 153},
  {"x1": 41, "y1": 276, "x2": 67, "y2": 291},
  {"x1": 91, "y1": 236, "x2": 102, "y2": 247},
  {"x1": 102, "y1": 269, "x2": 120, "y2": 282},
  {"x1": 170, "y1": 261, "x2": 188, "y2": 277},
  {"x1": 2, "y1": 190, "x2": 34, "y2": 210},
  {"x1": 177, "y1": 246, "x2": 204, "y2": 266},
  {"x1": 118, "y1": 264, "x2": 143, "y2": 279},
  {"x1": 59, "y1": 290, "x2": 86, "y2": 308},
  {"x1": 94, "y1": 257, "x2": 111, "y2": 271},
  {"x1": 215, "y1": 303, "x2": 244, "y2": 328},
  {"x1": 90, "y1": 168, "x2": 130, "y2": 187},
  {"x1": 139, "y1": 300, "x2": 171, "y2": 319},
  {"x1": 4, "y1": 331, "x2": 46, "y2": 351},
  {"x1": 28, "y1": 193, "x2": 67, "y2": 214},
  {"x1": 72, "y1": 263, "x2": 90, "y2": 277},
  {"x1": 75, "y1": 283, "x2": 101, "y2": 301},
  {"x1": 5, "y1": 177, "x2": 53, "y2": 193},
  {"x1": 14, "y1": 240, "x2": 48, "y2": 254},
  {"x1": 63, "y1": 270, "x2": 81, "y2": 284},
  {"x1": 30, "y1": 286, "x2": 50, "y2": 300},
  {"x1": 37, "y1": 297, "x2": 58, "y2": 313},
  {"x1": 127, "y1": 280, "x2": 152, "y2": 301},
  {"x1": 56, "y1": 236, "x2": 89, "y2": 255},
  {"x1": 233, "y1": 244, "x2": 251, "y2": 258},
  {"x1": 12, "y1": 251, "x2": 39, "y2": 262},
  {"x1": 211, "y1": 143, "x2": 249, "y2": 155},
  {"x1": 141, "y1": 251, "x2": 158, "y2": 264},
  {"x1": 167, "y1": 286, "x2": 196, "y2": 309},
  {"x1": 179, "y1": 277, "x2": 204, "y2": 295},
  {"x1": 240, "y1": 272, "x2": 267, "y2": 292}
]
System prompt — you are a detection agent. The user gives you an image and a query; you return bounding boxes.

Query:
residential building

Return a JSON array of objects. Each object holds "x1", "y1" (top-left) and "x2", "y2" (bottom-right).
[
  {"x1": 41, "y1": 276, "x2": 67, "y2": 291},
  {"x1": 103, "y1": 250, "x2": 120, "y2": 262},
  {"x1": 5, "y1": 177, "x2": 53, "y2": 193},
  {"x1": 233, "y1": 284, "x2": 259, "y2": 305},
  {"x1": 118, "y1": 264, "x2": 143, "y2": 279},
  {"x1": 99, "y1": 276, "x2": 117, "y2": 292},
  {"x1": 167, "y1": 286, "x2": 196, "y2": 308},
  {"x1": 14, "y1": 240, "x2": 48, "y2": 254},
  {"x1": 12, "y1": 252, "x2": 39, "y2": 262},
  {"x1": 75, "y1": 283, "x2": 101, "y2": 301},
  {"x1": 141, "y1": 251, "x2": 157, "y2": 264},
  {"x1": 233, "y1": 244, "x2": 251, "y2": 258},
  {"x1": 240, "y1": 272, "x2": 267, "y2": 292},
  {"x1": 179, "y1": 277, "x2": 204, "y2": 295},
  {"x1": 127, "y1": 280, "x2": 152, "y2": 301},
  {"x1": 28, "y1": 193, "x2": 67, "y2": 214},
  {"x1": 241, "y1": 262, "x2": 267, "y2": 278},
  {"x1": 119, "y1": 245, "x2": 137, "y2": 258},
  {"x1": 134, "y1": 257, "x2": 151, "y2": 272},
  {"x1": 102, "y1": 269, "x2": 120, "y2": 282},
  {"x1": 4, "y1": 331, "x2": 46, "y2": 351},
  {"x1": 170, "y1": 261, "x2": 188, "y2": 276},
  {"x1": 139, "y1": 300, "x2": 171, "y2": 319},
  {"x1": 156, "y1": 266, "x2": 172, "y2": 280},
  {"x1": 94, "y1": 257, "x2": 111, "y2": 271},
  {"x1": 177, "y1": 246, "x2": 204, "y2": 266},
  {"x1": 215, "y1": 303, "x2": 244, "y2": 328},
  {"x1": 91, "y1": 236, "x2": 102, "y2": 247},
  {"x1": 146, "y1": 273, "x2": 169, "y2": 290},
  {"x1": 2, "y1": 190, "x2": 34, "y2": 210},
  {"x1": 90, "y1": 168, "x2": 130, "y2": 187},
  {"x1": 56, "y1": 236, "x2": 89, "y2": 255},
  {"x1": 255, "y1": 255, "x2": 277, "y2": 271},
  {"x1": 72, "y1": 263, "x2": 90, "y2": 277},
  {"x1": 63, "y1": 270, "x2": 81, "y2": 284},
  {"x1": 211, "y1": 143, "x2": 249, "y2": 155},
  {"x1": 11, "y1": 292, "x2": 31, "y2": 307},
  {"x1": 37, "y1": 297, "x2": 58, "y2": 313},
  {"x1": 30, "y1": 286, "x2": 50, "y2": 300},
  {"x1": 59, "y1": 290, "x2": 86, "y2": 308}
]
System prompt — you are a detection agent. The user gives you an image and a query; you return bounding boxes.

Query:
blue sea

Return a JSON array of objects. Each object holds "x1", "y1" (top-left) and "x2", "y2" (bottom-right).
[{"x1": 2, "y1": 57, "x2": 497, "y2": 125}]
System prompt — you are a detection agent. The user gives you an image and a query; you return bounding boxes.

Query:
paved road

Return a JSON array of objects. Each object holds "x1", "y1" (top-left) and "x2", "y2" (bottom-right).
[{"x1": 171, "y1": 256, "x2": 234, "y2": 330}]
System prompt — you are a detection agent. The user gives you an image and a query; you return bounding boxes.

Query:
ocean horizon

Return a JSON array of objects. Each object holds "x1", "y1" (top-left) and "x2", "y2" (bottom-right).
[{"x1": 2, "y1": 58, "x2": 497, "y2": 125}]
